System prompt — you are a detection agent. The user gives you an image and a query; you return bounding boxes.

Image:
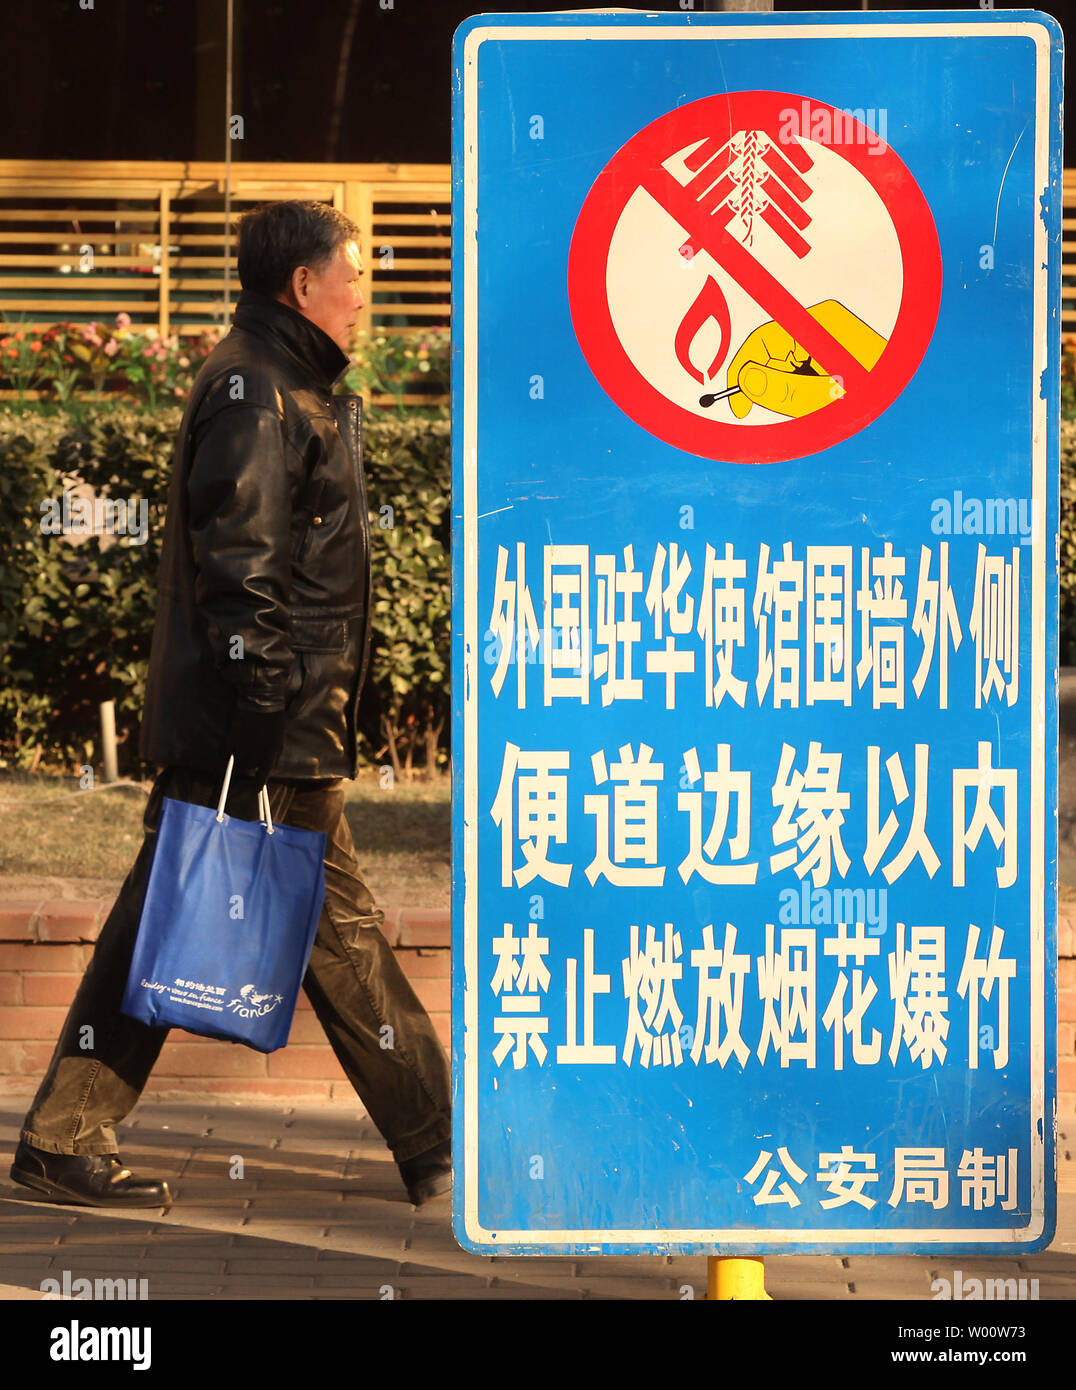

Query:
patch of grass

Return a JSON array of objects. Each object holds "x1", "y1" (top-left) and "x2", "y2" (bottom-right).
[
  {"x1": 0, "y1": 773, "x2": 148, "y2": 878},
  {"x1": 343, "y1": 769, "x2": 450, "y2": 907},
  {"x1": 0, "y1": 768, "x2": 452, "y2": 908}
]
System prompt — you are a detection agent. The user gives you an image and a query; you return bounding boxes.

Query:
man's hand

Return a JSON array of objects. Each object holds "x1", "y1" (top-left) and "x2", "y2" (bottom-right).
[{"x1": 225, "y1": 704, "x2": 286, "y2": 785}]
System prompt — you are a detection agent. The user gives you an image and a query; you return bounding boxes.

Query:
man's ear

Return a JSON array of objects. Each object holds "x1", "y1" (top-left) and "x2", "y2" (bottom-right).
[{"x1": 282, "y1": 264, "x2": 309, "y2": 309}]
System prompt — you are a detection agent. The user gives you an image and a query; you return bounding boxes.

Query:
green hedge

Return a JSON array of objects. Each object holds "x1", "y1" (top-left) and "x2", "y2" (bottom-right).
[{"x1": 0, "y1": 406, "x2": 449, "y2": 777}]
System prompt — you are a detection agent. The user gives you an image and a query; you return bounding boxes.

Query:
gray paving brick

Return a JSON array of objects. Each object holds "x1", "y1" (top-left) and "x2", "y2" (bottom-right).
[
  {"x1": 150, "y1": 1284, "x2": 226, "y2": 1295},
  {"x1": 241, "y1": 1201, "x2": 350, "y2": 1219},
  {"x1": 839, "y1": 1277, "x2": 937, "y2": 1295},
  {"x1": 279, "y1": 1110, "x2": 367, "y2": 1128},
  {"x1": 315, "y1": 1241, "x2": 408, "y2": 1257},
  {"x1": 763, "y1": 1255, "x2": 850, "y2": 1274},
  {"x1": 484, "y1": 1255, "x2": 577, "y2": 1271},
  {"x1": 140, "y1": 1271, "x2": 229, "y2": 1285},
  {"x1": 121, "y1": 1237, "x2": 237, "y2": 1254},
  {"x1": 273, "y1": 1141, "x2": 364, "y2": 1160},
  {"x1": 925, "y1": 1256, "x2": 1044, "y2": 1274},
  {"x1": 1016, "y1": 1254, "x2": 1076, "y2": 1271},
  {"x1": 223, "y1": 1256, "x2": 324, "y2": 1273},
  {"x1": 54, "y1": 1230, "x2": 159, "y2": 1246},
  {"x1": 314, "y1": 1267, "x2": 405, "y2": 1284},
  {"x1": 175, "y1": 1186, "x2": 258, "y2": 1203},
  {"x1": 403, "y1": 1285, "x2": 580, "y2": 1300},
  {"x1": 130, "y1": 1257, "x2": 228, "y2": 1274},
  {"x1": 569, "y1": 1256, "x2": 672, "y2": 1276},
  {"x1": 383, "y1": 1276, "x2": 494, "y2": 1295},
  {"x1": 0, "y1": 1218, "x2": 78, "y2": 1235},
  {"x1": 243, "y1": 1179, "x2": 349, "y2": 1195},
  {"x1": 307, "y1": 1284, "x2": 394, "y2": 1295},
  {"x1": 770, "y1": 1288, "x2": 859, "y2": 1301},
  {"x1": 208, "y1": 1291, "x2": 316, "y2": 1300},
  {"x1": 845, "y1": 1254, "x2": 946, "y2": 1273},
  {"x1": 551, "y1": 1276, "x2": 684, "y2": 1297}
]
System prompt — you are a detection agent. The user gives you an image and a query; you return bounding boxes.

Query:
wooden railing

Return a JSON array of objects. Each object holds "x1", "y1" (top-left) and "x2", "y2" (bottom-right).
[
  {"x1": 0, "y1": 160, "x2": 451, "y2": 340},
  {"x1": 1063, "y1": 169, "x2": 1076, "y2": 336}
]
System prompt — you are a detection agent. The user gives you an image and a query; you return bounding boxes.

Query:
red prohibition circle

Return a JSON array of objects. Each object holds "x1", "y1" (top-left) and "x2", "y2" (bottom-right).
[{"x1": 567, "y1": 91, "x2": 943, "y2": 464}]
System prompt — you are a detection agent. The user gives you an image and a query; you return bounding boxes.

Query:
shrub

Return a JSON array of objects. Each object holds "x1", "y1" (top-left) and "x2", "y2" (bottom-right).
[{"x1": 0, "y1": 405, "x2": 450, "y2": 777}]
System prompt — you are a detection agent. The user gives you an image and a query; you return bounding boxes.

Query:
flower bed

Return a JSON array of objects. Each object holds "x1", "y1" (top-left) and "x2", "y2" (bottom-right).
[{"x1": 0, "y1": 313, "x2": 449, "y2": 419}]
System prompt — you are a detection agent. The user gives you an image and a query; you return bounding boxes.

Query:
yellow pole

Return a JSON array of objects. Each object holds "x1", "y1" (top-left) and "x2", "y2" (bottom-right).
[{"x1": 707, "y1": 1256, "x2": 772, "y2": 1300}]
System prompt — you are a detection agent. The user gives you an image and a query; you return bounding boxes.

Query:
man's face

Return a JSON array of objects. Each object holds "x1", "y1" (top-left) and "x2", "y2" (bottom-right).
[{"x1": 279, "y1": 239, "x2": 364, "y2": 352}]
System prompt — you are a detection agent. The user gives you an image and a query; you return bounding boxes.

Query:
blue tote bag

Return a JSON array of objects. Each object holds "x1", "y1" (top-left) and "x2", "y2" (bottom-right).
[{"x1": 121, "y1": 758, "x2": 327, "y2": 1053}]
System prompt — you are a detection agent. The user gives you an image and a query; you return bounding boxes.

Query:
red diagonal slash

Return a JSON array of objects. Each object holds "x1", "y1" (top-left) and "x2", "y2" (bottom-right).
[{"x1": 640, "y1": 161, "x2": 874, "y2": 396}]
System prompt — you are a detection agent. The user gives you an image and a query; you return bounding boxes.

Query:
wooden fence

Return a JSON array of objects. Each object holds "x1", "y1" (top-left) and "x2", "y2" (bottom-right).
[{"x1": 0, "y1": 160, "x2": 451, "y2": 340}]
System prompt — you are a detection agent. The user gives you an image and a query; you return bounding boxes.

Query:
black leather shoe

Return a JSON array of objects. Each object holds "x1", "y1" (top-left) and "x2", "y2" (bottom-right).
[
  {"x1": 9, "y1": 1141, "x2": 172, "y2": 1208},
  {"x1": 398, "y1": 1139, "x2": 452, "y2": 1207}
]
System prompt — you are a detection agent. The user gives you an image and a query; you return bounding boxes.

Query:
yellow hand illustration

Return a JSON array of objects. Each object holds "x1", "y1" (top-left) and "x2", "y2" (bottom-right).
[{"x1": 726, "y1": 300, "x2": 888, "y2": 420}]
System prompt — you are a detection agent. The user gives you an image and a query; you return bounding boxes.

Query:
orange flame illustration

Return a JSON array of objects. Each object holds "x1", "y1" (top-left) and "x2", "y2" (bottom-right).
[{"x1": 674, "y1": 275, "x2": 732, "y2": 385}]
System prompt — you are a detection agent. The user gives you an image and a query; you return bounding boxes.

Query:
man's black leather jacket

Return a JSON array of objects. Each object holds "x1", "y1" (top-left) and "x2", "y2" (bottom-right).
[{"x1": 138, "y1": 290, "x2": 372, "y2": 781}]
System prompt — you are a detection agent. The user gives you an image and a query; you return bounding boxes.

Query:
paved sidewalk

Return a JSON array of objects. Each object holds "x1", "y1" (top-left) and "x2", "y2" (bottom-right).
[{"x1": 0, "y1": 1094, "x2": 1073, "y2": 1301}]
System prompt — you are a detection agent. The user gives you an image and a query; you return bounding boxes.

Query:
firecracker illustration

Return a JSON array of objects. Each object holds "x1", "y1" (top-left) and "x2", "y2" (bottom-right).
[{"x1": 674, "y1": 128, "x2": 818, "y2": 389}]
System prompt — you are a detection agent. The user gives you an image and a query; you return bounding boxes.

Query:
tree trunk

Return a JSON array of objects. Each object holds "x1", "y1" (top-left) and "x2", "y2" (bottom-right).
[
  {"x1": 423, "y1": 701, "x2": 444, "y2": 774},
  {"x1": 380, "y1": 705, "x2": 402, "y2": 782}
]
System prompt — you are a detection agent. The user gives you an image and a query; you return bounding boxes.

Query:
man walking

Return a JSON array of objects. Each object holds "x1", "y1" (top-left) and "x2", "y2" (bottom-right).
[{"x1": 10, "y1": 200, "x2": 452, "y2": 1209}]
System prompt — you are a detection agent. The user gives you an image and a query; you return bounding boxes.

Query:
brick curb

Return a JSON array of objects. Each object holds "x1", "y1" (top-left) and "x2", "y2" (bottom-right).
[{"x1": 0, "y1": 895, "x2": 451, "y2": 1096}]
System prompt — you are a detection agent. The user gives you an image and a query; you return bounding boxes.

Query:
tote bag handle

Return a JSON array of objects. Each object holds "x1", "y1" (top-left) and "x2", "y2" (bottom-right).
[{"x1": 215, "y1": 755, "x2": 274, "y2": 835}]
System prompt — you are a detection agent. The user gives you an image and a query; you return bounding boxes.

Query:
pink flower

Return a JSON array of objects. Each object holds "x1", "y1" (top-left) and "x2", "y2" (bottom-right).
[
  {"x1": 115, "y1": 312, "x2": 131, "y2": 329},
  {"x1": 103, "y1": 339, "x2": 119, "y2": 356}
]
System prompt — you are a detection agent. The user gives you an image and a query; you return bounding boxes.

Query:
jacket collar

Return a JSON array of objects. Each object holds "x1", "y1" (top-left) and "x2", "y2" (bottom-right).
[{"x1": 232, "y1": 290, "x2": 352, "y2": 392}]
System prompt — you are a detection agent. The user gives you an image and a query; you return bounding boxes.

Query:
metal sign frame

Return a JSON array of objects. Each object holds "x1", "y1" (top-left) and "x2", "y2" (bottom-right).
[{"x1": 451, "y1": 8, "x2": 1061, "y2": 1256}]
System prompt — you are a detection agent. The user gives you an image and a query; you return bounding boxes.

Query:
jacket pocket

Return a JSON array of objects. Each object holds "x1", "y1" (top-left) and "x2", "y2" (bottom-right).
[
  {"x1": 292, "y1": 479, "x2": 327, "y2": 563},
  {"x1": 291, "y1": 614, "x2": 349, "y2": 654}
]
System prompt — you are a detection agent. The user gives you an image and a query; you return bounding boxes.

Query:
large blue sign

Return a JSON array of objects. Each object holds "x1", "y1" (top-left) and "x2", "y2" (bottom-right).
[{"x1": 450, "y1": 9, "x2": 1061, "y2": 1256}]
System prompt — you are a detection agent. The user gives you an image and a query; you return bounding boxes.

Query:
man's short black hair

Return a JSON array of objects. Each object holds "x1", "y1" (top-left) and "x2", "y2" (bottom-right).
[{"x1": 237, "y1": 200, "x2": 361, "y2": 297}]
